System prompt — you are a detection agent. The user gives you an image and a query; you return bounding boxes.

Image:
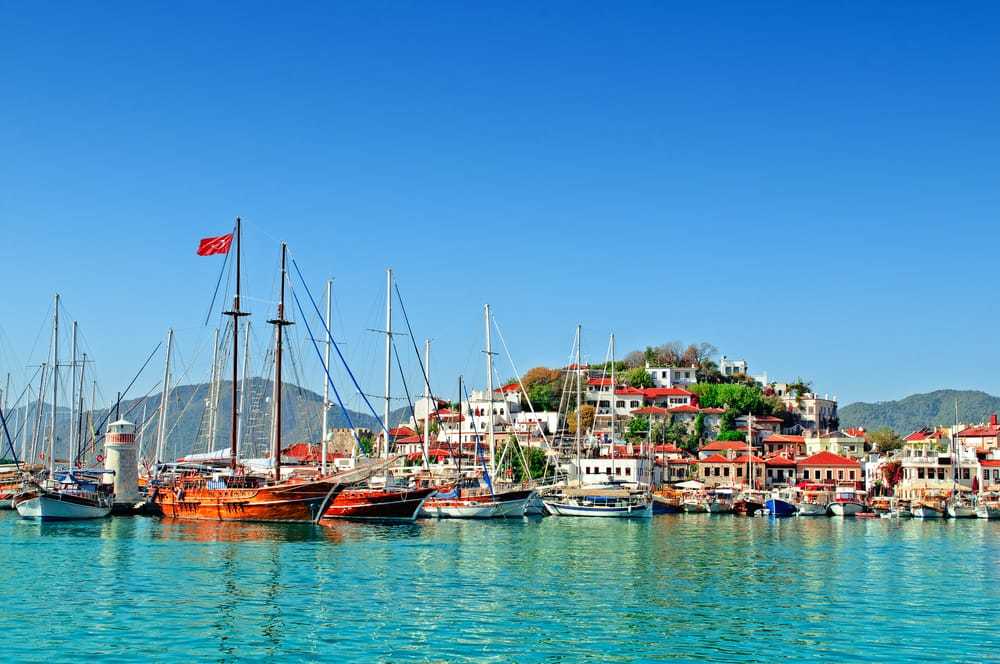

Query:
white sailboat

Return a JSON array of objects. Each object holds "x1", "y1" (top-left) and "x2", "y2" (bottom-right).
[{"x1": 543, "y1": 332, "x2": 652, "y2": 518}]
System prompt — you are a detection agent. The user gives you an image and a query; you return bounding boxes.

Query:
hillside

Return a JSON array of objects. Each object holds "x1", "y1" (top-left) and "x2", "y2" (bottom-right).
[
  {"x1": 839, "y1": 389, "x2": 1000, "y2": 433},
  {"x1": 2, "y1": 379, "x2": 410, "y2": 463}
]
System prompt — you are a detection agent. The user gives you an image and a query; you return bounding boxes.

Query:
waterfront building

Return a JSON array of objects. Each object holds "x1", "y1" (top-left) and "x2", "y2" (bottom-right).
[
  {"x1": 773, "y1": 386, "x2": 838, "y2": 431},
  {"x1": 805, "y1": 430, "x2": 865, "y2": 460},
  {"x1": 760, "y1": 433, "x2": 806, "y2": 459},
  {"x1": 764, "y1": 455, "x2": 797, "y2": 487},
  {"x1": 796, "y1": 451, "x2": 861, "y2": 486},
  {"x1": 698, "y1": 440, "x2": 754, "y2": 460},
  {"x1": 643, "y1": 365, "x2": 697, "y2": 388},
  {"x1": 699, "y1": 453, "x2": 765, "y2": 488}
]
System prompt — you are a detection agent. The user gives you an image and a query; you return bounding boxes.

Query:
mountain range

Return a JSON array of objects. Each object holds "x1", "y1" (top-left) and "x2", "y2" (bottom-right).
[
  {"x1": 839, "y1": 389, "x2": 1000, "y2": 434},
  {"x1": 2, "y1": 378, "x2": 410, "y2": 463}
]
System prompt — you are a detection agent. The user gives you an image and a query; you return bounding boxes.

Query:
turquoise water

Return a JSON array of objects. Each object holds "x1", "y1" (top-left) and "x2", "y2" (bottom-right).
[{"x1": 3, "y1": 512, "x2": 999, "y2": 663}]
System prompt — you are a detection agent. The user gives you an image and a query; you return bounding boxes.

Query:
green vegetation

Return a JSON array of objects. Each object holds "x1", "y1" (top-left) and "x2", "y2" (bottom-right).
[
  {"x1": 868, "y1": 427, "x2": 904, "y2": 453},
  {"x1": 357, "y1": 430, "x2": 374, "y2": 456},
  {"x1": 518, "y1": 367, "x2": 563, "y2": 412},
  {"x1": 716, "y1": 430, "x2": 746, "y2": 442},
  {"x1": 622, "y1": 366, "x2": 654, "y2": 388},
  {"x1": 567, "y1": 405, "x2": 596, "y2": 435},
  {"x1": 502, "y1": 436, "x2": 548, "y2": 481},
  {"x1": 840, "y1": 389, "x2": 1000, "y2": 433},
  {"x1": 688, "y1": 383, "x2": 784, "y2": 417}
]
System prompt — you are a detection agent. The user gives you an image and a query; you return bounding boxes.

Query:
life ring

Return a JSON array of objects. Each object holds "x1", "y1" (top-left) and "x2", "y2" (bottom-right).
[{"x1": 96, "y1": 454, "x2": 105, "y2": 463}]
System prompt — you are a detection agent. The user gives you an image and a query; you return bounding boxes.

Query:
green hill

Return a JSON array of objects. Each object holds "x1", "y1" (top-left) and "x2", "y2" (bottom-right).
[{"x1": 839, "y1": 389, "x2": 1000, "y2": 433}]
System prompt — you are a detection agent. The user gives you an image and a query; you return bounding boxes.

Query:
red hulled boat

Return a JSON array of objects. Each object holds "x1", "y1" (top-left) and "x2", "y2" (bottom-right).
[{"x1": 321, "y1": 486, "x2": 436, "y2": 522}]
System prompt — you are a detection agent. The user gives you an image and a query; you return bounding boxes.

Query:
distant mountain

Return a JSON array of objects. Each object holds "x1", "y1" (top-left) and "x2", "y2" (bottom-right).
[
  {"x1": 2, "y1": 379, "x2": 410, "y2": 463},
  {"x1": 839, "y1": 390, "x2": 1000, "y2": 433}
]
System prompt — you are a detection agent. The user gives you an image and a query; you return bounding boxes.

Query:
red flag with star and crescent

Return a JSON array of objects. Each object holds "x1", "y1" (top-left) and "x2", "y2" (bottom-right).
[{"x1": 197, "y1": 233, "x2": 234, "y2": 256}]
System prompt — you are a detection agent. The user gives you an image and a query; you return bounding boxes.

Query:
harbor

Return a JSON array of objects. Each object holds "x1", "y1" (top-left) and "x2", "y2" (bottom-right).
[{"x1": 3, "y1": 510, "x2": 999, "y2": 661}]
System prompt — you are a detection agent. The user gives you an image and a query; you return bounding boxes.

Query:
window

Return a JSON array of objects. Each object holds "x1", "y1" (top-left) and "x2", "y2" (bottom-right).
[
  {"x1": 938, "y1": 469, "x2": 946, "y2": 480},
  {"x1": 838, "y1": 470, "x2": 844, "y2": 480},
  {"x1": 737, "y1": 467, "x2": 743, "y2": 477},
  {"x1": 616, "y1": 400, "x2": 625, "y2": 408},
  {"x1": 625, "y1": 467, "x2": 631, "y2": 476},
  {"x1": 802, "y1": 470, "x2": 809, "y2": 479},
  {"x1": 615, "y1": 467, "x2": 621, "y2": 475},
  {"x1": 714, "y1": 468, "x2": 720, "y2": 476},
  {"x1": 917, "y1": 468, "x2": 925, "y2": 479},
  {"x1": 963, "y1": 468, "x2": 971, "y2": 480},
  {"x1": 723, "y1": 467, "x2": 730, "y2": 477},
  {"x1": 826, "y1": 470, "x2": 832, "y2": 480},
  {"x1": 631, "y1": 401, "x2": 640, "y2": 408}
]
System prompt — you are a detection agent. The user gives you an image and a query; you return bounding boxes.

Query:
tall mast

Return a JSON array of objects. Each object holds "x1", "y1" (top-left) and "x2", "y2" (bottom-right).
[
  {"x1": 206, "y1": 328, "x2": 220, "y2": 451},
  {"x1": 48, "y1": 294, "x2": 59, "y2": 476},
  {"x1": 610, "y1": 332, "x2": 616, "y2": 479},
  {"x1": 575, "y1": 325, "x2": 582, "y2": 485},
  {"x1": 382, "y1": 268, "x2": 393, "y2": 460},
  {"x1": 747, "y1": 411, "x2": 753, "y2": 490},
  {"x1": 155, "y1": 328, "x2": 173, "y2": 468},
  {"x1": 69, "y1": 321, "x2": 77, "y2": 467},
  {"x1": 20, "y1": 384, "x2": 30, "y2": 460},
  {"x1": 268, "y1": 243, "x2": 292, "y2": 482},
  {"x1": 321, "y1": 279, "x2": 333, "y2": 475},
  {"x1": 76, "y1": 353, "x2": 86, "y2": 465},
  {"x1": 223, "y1": 217, "x2": 248, "y2": 471},
  {"x1": 30, "y1": 363, "x2": 46, "y2": 462},
  {"x1": 237, "y1": 321, "x2": 251, "y2": 464},
  {"x1": 485, "y1": 304, "x2": 496, "y2": 479},
  {"x1": 457, "y1": 375, "x2": 463, "y2": 476},
  {"x1": 423, "y1": 339, "x2": 431, "y2": 471}
]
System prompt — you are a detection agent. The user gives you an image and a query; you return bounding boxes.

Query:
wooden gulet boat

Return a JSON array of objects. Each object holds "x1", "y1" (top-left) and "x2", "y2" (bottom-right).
[{"x1": 153, "y1": 229, "x2": 337, "y2": 522}]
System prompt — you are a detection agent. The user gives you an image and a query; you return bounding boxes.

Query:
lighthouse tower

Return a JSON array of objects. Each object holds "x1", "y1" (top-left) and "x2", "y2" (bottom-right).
[{"x1": 105, "y1": 419, "x2": 139, "y2": 512}]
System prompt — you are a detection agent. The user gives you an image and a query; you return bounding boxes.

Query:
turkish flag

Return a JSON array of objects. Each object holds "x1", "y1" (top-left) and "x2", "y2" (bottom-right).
[{"x1": 197, "y1": 233, "x2": 234, "y2": 256}]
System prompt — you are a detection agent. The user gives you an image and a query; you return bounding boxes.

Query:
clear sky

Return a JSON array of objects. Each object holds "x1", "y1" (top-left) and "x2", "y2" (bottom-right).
[{"x1": 1, "y1": 2, "x2": 999, "y2": 410}]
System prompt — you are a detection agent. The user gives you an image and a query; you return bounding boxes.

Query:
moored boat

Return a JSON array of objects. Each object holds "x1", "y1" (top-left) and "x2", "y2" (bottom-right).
[
  {"x1": 912, "y1": 499, "x2": 947, "y2": 519},
  {"x1": 424, "y1": 486, "x2": 537, "y2": 519},
  {"x1": 765, "y1": 496, "x2": 797, "y2": 517},
  {"x1": 976, "y1": 501, "x2": 1000, "y2": 519},
  {"x1": 544, "y1": 488, "x2": 652, "y2": 518},
  {"x1": 947, "y1": 500, "x2": 977, "y2": 519},
  {"x1": 828, "y1": 486, "x2": 866, "y2": 516},
  {"x1": 322, "y1": 486, "x2": 436, "y2": 522},
  {"x1": 14, "y1": 472, "x2": 113, "y2": 521}
]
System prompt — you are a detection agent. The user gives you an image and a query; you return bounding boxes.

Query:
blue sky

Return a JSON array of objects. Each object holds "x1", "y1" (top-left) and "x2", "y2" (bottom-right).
[{"x1": 1, "y1": 2, "x2": 999, "y2": 409}]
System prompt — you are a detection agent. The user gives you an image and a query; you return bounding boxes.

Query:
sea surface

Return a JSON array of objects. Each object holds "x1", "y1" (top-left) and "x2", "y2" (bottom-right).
[{"x1": 2, "y1": 512, "x2": 999, "y2": 663}]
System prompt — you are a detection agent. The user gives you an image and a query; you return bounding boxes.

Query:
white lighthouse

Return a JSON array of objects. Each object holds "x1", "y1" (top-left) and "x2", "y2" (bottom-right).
[{"x1": 105, "y1": 419, "x2": 139, "y2": 511}]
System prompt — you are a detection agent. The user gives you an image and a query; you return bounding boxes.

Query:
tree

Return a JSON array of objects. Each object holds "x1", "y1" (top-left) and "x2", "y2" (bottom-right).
[
  {"x1": 567, "y1": 405, "x2": 595, "y2": 435},
  {"x1": 527, "y1": 382, "x2": 557, "y2": 412},
  {"x1": 357, "y1": 430, "x2": 374, "y2": 456},
  {"x1": 520, "y1": 367, "x2": 563, "y2": 411},
  {"x1": 868, "y1": 427, "x2": 904, "y2": 454},
  {"x1": 623, "y1": 350, "x2": 646, "y2": 368},
  {"x1": 788, "y1": 378, "x2": 812, "y2": 399},
  {"x1": 627, "y1": 415, "x2": 650, "y2": 441},
  {"x1": 623, "y1": 366, "x2": 653, "y2": 388},
  {"x1": 717, "y1": 430, "x2": 746, "y2": 442}
]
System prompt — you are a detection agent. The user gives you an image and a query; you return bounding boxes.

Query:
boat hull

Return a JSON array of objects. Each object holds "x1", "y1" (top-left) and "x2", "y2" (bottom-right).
[
  {"x1": 321, "y1": 487, "x2": 435, "y2": 522},
  {"x1": 947, "y1": 504, "x2": 977, "y2": 519},
  {"x1": 912, "y1": 505, "x2": 945, "y2": 519},
  {"x1": 976, "y1": 505, "x2": 1000, "y2": 519},
  {"x1": 152, "y1": 480, "x2": 335, "y2": 522},
  {"x1": 682, "y1": 501, "x2": 708, "y2": 513},
  {"x1": 706, "y1": 501, "x2": 733, "y2": 514},
  {"x1": 828, "y1": 501, "x2": 864, "y2": 516},
  {"x1": 543, "y1": 500, "x2": 652, "y2": 518},
  {"x1": 795, "y1": 502, "x2": 828, "y2": 516},
  {"x1": 422, "y1": 489, "x2": 536, "y2": 519},
  {"x1": 764, "y1": 498, "x2": 797, "y2": 517},
  {"x1": 733, "y1": 500, "x2": 763, "y2": 516},
  {"x1": 14, "y1": 492, "x2": 111, "y2": 520}
]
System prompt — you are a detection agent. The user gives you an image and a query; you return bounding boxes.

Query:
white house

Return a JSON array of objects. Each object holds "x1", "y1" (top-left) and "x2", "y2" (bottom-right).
[{"x1": 644, "y1": 365, "x2": 697, "y2": 388}]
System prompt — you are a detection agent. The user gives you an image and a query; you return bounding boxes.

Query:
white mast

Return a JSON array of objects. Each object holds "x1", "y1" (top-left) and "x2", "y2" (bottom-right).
[
  {"x1": 138, "y1": 401, "x2": 148, "y2": 460},
  {"x1": 382, "y1": 268, "x2": 393, "y2": 460},
  {"x1": 207, "y1": 327, "x2": 220, "y2": 451},
  {"x1": 76, "y1": 353, "x2": 86, "y2": 466},
  {"x1": 485, "y1": 304, "x2": 496, "y2": 479},
  {"x1": 610, "y1": 332, "x2": 616, "y2": 479},
  {"x1": 48, "y1": 293, "x2": 58, "y2": 477},
  {"x1": 747, "y1": 411, "x2": 754, "y2": 490},
  {"x1": 30, "y1": 363, "x2": 46, "y2": 463},
  {"x1": 321, "y1": 279, "x2": 332, "y2": 475},
  {"x1": 575, "y1": 325, "x2": 582, "y2": 485},
  {"x1": 237, "y1": 321, "x2": 251, "y2": 462},
  {"x1": 154, "y1": 328, "x2": 173, "y2": 468},
  {"x1": 69, "y1": 321, "x2": 77, "y2": 468},
  {"x1": 422, "y1": 338, "x2": 431, "y2": 471}
]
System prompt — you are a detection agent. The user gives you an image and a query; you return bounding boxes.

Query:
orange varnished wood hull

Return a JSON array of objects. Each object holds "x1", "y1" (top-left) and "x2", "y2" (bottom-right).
[{"x1": 153, "y1": 480, "x2": 336, "y2": 523}]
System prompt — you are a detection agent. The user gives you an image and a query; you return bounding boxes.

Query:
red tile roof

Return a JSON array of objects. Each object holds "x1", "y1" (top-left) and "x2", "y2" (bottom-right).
[
  {"x1": 615, "y1": 387, "x2": 645, "y2": 396},
  {"x1": 632, "y1": 406, "x2": 670, "y2": 416},
  {"x1": 389, "y1": 426, "x2": 417, "y2": 438},
  {"x1": 643, "y1": 387, "x2": 694, "y2": 398},
  {"x1": 587, "y1": 377, "x2": 612, "y2": 387},
  {"x1": 699, "y1": 407, "x2": 726, "y2": 414},
  {"x1": 395, "y1": 435, "x2": 422, "y2": 444},
  {"x1": 981, "y1": 459, "x2": 1000, "y2": 467},
  {"x1": 498, "y1": 383, "x2": 521, "y2": 393},
  {"x1": 700, "y1": 454, "x2": 734, "y2": 464},
  {"x1": 764, "y1": 455, "x2": 797, "y2": 467},
  {"x1": 797, "y1": 451, "x2": 859, "y2": 467},
  {"x1": 764, "y1": 434, "x2": 805, "y2": 444},
  {"x1": 844, "y1": 427, "x2": 866, "y2": 437},
  {"x1": 701, "y1": 440, "x2": 751, "y2": 452},
  {"x1": 750, "y1": 415, "x2": 783, "y2": 423},
  {"x1": 668, "y1": 404, "x2": 700, "y2": 414},
  {"x1": 957, "y1": 425, "x2": 1000, "y2": 438},
  {"x1": 732, "y1": 454, "x2": 766, "y2": 464},
  {"x1": 654, "y1": 444, "x2": 683, "y2": 453}
]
